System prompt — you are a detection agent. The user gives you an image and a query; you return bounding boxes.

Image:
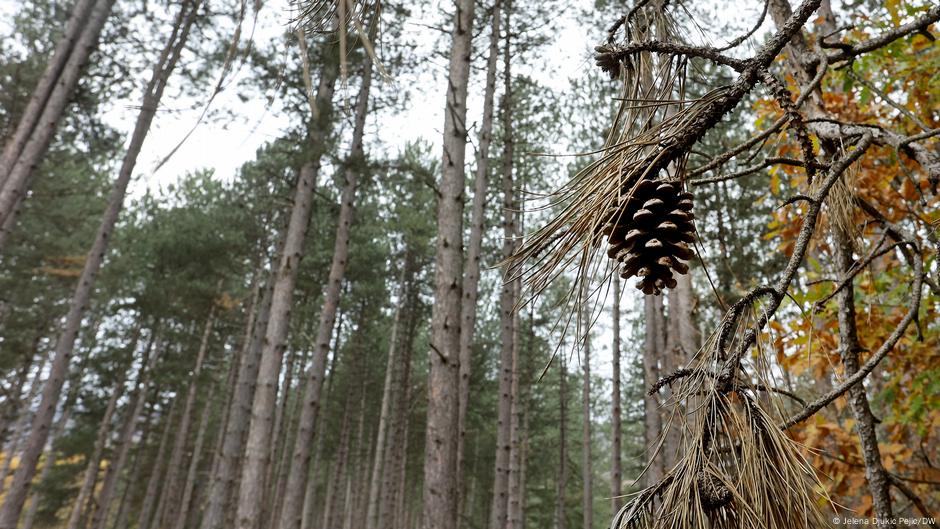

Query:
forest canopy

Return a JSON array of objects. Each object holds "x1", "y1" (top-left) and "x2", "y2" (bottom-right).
[{"x1": 0, "y1": 0, "x2": 937, "y2": 529}]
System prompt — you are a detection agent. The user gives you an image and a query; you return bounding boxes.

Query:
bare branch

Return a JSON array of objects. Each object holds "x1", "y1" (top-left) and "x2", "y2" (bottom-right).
[{"x1": 825, "y1": 5, "x2": 940, "y2": 63}]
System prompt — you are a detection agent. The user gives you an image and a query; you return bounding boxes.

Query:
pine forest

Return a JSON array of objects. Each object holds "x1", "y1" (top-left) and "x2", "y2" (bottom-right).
[{"x1": 0, "y1": 0, "x2": 938, "y2": 528}]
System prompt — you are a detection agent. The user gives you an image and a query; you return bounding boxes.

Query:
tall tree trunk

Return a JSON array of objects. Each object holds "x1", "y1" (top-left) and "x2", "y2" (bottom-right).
[
  {"x1": 0, "y1": 0, "x2": 114, "y2": 233},
  {"x1": 0, "y1": 350, "x2": 49, "y2": 496},
  {"x1": 110, "y1": 408, "x2": 152, "y2": 529},
  {"x1": 277, "y1": 55, "x2": 371, "y2": 529},
  {"x1": 173, "y1": 383, "x2": 217, "y2": 529},
  {"x1": 268, "y1": 342, "x2": 300, "y2": 523},
  {"x1": 366, "y1": 252, "x2": 413, "y2": 529},
  {"x1": 488, "y1": 9, "x2": 518, "y2": 528},
  {"x1": 611, "y1": 274, "x2": 623, "y2": 512},
  {"x1": 392, "y1": 385, "x2": 414, "y2": 529},
  {"x1": 300, "y1": 312, "x2": 346, "y2": 529},
  {"x1": 136, "y1": 400, "x2": 178, "y2": 529},
  {"x1": 272, "y1": 344, "x2": 311, "y2": 526},
  {"x1": 89, "y1": 335, "x2": 164, "y2": 529},
  {"x1": 0, "y1": 358, "x2": 33, "y2": 451},
  {"x1": 642, "y1": 296, "x2": 665, "y2": 486},
  {"x1": 234, "y1": 23, "x2": 340, "y2": 527},
  {"x1": 325, "y1": 393, "x2": 354, "y2": 529},
  {"x1": 422, "y1": 0, "x2": 475, "y2": 526},
  {"x1": 508, "y1": 408, "x2": 528, "y2": 529},
  {"x1": 506, "y1": 336, "x2": 524, "y2": 529},
  {"x1": 236, "y1": 159, "x2": 318, "y2": 529},
  {"x1": 0, "y1": 4, "x2": 198, "y2": 524},
  {"x1": 0, "y1": 0, "x2": 96, "y2": 183},
  {"x1": 64, "y1": 376, "x2": 125, "y2": 529},
  {"x1": 581, "y1": 314, "x2": 593, "y2": 529},
  {"x1": 381, "y1": 286, "x2": 418, "y2": 529},
  {"x1": 21, "y1": 387, "x2": 77, "y2": 529},
  {"x1": 555, "y1": 354, "x2": 567, "y2": 529},
  {"x1": 201, "y1": 260, "x2": 271, "y2": 529},
  {"x1": 456, "y1": 4, "x2": 502, "y2": 522},
  {"x1": 160, "y1": 308, "x2": 215, "y2": 528}
]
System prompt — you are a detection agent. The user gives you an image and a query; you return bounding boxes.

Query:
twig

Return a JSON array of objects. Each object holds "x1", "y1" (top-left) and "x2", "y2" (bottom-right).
[{"x1": 781, "y1": 238, "x2": 922, "y2": 429}]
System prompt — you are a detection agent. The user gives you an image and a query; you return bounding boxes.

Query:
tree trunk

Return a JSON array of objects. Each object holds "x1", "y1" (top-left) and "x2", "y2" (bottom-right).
[
  {"x1": 381, "y1": 283, "x2": 418, "y2": 529},
  {"x1": 301, "y1": 313, "x2": 346, "y2": 529},
  {"x1": 21, "y1": 392, "x2": 75, "y2": 529},
  {"x1": 272, "y1": 344, "x2": 311, "y2": 526},
  {"x1": 268, "y1": 342, "x2": 300, "y2": 524},
  {"x1": 0, "y1": 357, "x2": 33, "y2": 451},
  {"x1": 611, "y1": 274, "x2": 623, "y2": 512},
  {"x1": 581, "y1": 311, "x2": 593, "y2": 529},
  {"x1": 488, "y1": 10, "x2": 518, "y2": 529},
  {"x1": 422, "y1": 0, "x2": 476, "y2": 526},
  {"x1": 456, "y1": 4, "x2": 502, "y2": 522},
  {"x1": 89, "y1": 335, "x2": 165, "y2": 529},
  {"x1": 137, "y1": 400, "x2": 178, "y2": 529},
  {"x1": 201, "y1": 260, "x2": 272, "y2": 529},
  {"x1": 110, "y1": 409, "x2": 153, "y2": 529},
  {"x1": 277, "y1": 55, "x2": 371, "y2": 529},
  {"x1": 555, "y1": 353, "x2": 567, "y2": 529},
  {"x1": 366, "y1": 252, "x2": 413, "y2": 529},
  {"x1": 0, "y1": 0, "x2": 114, "y2": 233},
  {"x1": 325, "y1": 393, "x2": 354, "y2": 529},
  {"x1": 506, "y1": 335, "x2": 525, "y2": 529},
  {"x1": 834, "y1": 231, "x2": 894, "y2": 520},
  {"x1": 236, "y1": 158, "x2": 318, "y2": 529},
  {"x1": 642, "y1": 296, "x2": 665, "y2": 486},
  {"x1": 764, "y1": 0, "x2": 896, "y2": 520},
  {"x1": 64, "y1": 376, "x2": 125, "y2": 529},
  {"x1": 0, "y1": 350, "x2": 49, "y2": 496},
  {"x1": 0, "y1": 0, "x2": 96, "y2": 183},
  {"x1": 160, "y1": 307, "x2": 215, "y2": 528},
  {"x1": 509, "y1": 408, "x2": 528, "y2": 529},
  {"x1": 0, "y1": 4, "x2": 198, "y2": 524},
  {"x1": 173, "y1": 383, "x2": 217, "y2": 529}
]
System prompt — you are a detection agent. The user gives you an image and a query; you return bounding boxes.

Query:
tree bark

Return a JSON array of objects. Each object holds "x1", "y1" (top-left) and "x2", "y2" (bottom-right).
[
  {"x1": 300, "y1": 312, "x2": 346, "y2": 529},
  {"x1": 89, "y1": 334, "x2": 164, "y2": 529},
  {"x1": 834, "y1": 232, "x2": 894, "y2": 520},
  {"x1": 765, "y1": 0, "x2": 896, "y2": 519},
  {"x1": 136, "y1": 400, "x2": 178, "y2": 529},
  {"x1": 21, "y1": 379, "x2": 80, "y2": 529},
  {"x1": 0, "y1": 0, "x2": 96, "y2": 184},
  {"x1": 160, "y1": 308, "x2": 215, "y2": 528},
  {"x1": 581, "y1": 312, "x2": 593, "y2": 529},
  {"x1": 235, "y1": 159, "x2": 319, "y2": 529},
  {"x1": 0, "y1": 350, "x2": 49, "y2": 496},
  {"x1": 487, "y1": 9, "x2": 518, "y2": 528},
  {"x1": 201, "y1": 260, "x2": 272, "y2": 529},
  {"x1": 0, "y1": 0, "x2": 114, "y2": 234},
  {"x1": 277, "y1": 55, "x2": 371, "y2": 529},
  {"x1": 642, "y1": 296, "x2": 665, "y2": 486},
  {"x1": 611, "y1": 274, "x2": 623, "y2": 512},
  {"x1": 325, "y1": 392, "x2": 354, "y2": 529},
  {"x1": 0, "y1": 3, "x2": 198, "y2": 524},
  {"x1": 422, "y1": 0, "x2": 475, "y2": 526},
  {"x1": 365, "y1": 252, "x2": 413, "y2": 529},
  {"x1": 555, "y1": 353, "x2": 567, "y2": 529},
  {"x1": 381, "y1": 282, "x2": 419, "y2": 529},
  {"x1": 173, "y1": 383, "x2": 217, "y2": 529},
  {"x1": 456, "y1": 4, "x2": 502, "y2": 522},
  {"x1": 64, "y1": 376, "x2": 125, "y2": 529}
]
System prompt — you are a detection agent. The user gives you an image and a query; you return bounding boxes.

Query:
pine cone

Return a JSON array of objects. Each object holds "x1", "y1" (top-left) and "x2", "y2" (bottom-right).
[{"x1": 600, "y1": 179, "x2": 695, "y2": 295}]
